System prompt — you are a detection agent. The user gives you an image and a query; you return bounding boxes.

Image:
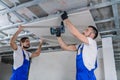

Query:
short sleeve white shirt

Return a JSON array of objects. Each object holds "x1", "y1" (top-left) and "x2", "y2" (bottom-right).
[
  {"x1": 76, "y1": 37, "x2": 98, "y2": 71},
  {"x1": 13, "y1": 46, "x2": 32, "y2": 70}
]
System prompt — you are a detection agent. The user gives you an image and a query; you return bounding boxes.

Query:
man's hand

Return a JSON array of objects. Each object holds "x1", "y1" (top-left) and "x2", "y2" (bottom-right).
[
  {"x1": 10, "y1": 25, "x2": 24, "y2": 50},
  {"x1": 61, "y1": 11, "x2": 68, "y2": 20},
  {"x1": 56, "y1": 28, "x2": 61, "y2": 37},
  {"x1": 39, "y1": 39, "x2": 43, "y2": 45},
  {"x1": 18, "y1": 25, "x2": 24, "y2": 32},
  {"x1": 31, "y1": 38, "x2": 43, "y2": 57}
]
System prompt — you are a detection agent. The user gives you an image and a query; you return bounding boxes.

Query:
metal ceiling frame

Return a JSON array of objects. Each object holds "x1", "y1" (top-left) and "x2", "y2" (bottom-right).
[
  {"x1": 95, "y1": 17, "x2": 114, "y2": 24},
  {"x1": 0, "y1": 1, "x2": 27, "y2": 22},
  {"x1": 0, "y1": 0, "x2": 119, "y2": 46},
  {"x1": 0, "y1": 0, "x2": 119, "y2": 31},
  {"x1": 111, "y1": 0, "x2": 120, "y2": 29},
  {"x1": 0, "y1": 0, "x2": 44, "y2": 14},
  {"x1": 0, "y1": 0, "x2": 119, "y2": 45}
]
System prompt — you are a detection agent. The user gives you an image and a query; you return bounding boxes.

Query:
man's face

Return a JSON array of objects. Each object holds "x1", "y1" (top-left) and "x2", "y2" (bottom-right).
[
  {"x1": 22, "y1": 39, "x2": 30, "y2": 49},
  {"x1": 83, "y1": 27, "x2": 95, "y2": 38}
]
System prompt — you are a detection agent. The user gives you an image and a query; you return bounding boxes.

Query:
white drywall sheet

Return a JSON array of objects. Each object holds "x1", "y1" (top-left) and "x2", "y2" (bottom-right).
[{"x1": 24, "y1": 10, "x2": 101, "y2": 45}]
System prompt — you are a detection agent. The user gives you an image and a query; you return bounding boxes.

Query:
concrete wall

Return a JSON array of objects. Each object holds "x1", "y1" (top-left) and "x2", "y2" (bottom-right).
[
  {"x1": 117, "y1": 69, "x2": 120, "y2": 80},
  {"x1": 29, "y1": 49, "x2": 105, "y2": 80},
  {"x1": 0, "y1": 62, "x2": 12, "y2": 80},
  {"x1": 29, "y1": 51, "x2": 76, "y2": 80}
]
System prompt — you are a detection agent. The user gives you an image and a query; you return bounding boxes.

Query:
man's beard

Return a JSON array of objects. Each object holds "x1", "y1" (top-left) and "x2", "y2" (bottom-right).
[
  {"x1": 23, "y1": 45, "x2": 30, "y2": 49},
  {"x1": 82, "y1": 32, "x2": 84, "y2": 35}
]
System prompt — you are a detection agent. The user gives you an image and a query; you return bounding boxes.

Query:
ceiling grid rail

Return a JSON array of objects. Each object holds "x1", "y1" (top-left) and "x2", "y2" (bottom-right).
[
  {"x1": 111, "y1": 0, "x2": 120, "y2": 29},
  {"x1": 0, "y1": 1, "x2": 27, "y2": 22},
  {"x1": 0, "y1": 0, "x2": 45, "y2": 14},
  {"x1": 0, "y1": 1, "x2": 119, "y2": 31}
]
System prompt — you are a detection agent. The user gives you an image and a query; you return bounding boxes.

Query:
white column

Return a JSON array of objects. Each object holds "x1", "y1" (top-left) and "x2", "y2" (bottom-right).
[{"x1": 102, "y1": 37, "x2": 117, "y2": 80}]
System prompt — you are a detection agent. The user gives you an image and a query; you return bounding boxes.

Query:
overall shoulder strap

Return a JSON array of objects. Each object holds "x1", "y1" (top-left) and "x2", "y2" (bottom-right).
[
  {"x1": 95, "y1": 48, "x2": 99, "y2": 69},
  {"x1": 77, "y1": 44, "x2": 81, "y2": 49},
  {"x1": 77, "y1": 44, "x2": 84, "y2": 55},
  {"x1": 22, "y1": 50, "x2": 26, "y2": 59},
  {"x1": 92, "y1": 60, "x2": 97, "y2": 71},
  {"x1": 95, "y1": 60, "x2": 97, "y2": 69}
]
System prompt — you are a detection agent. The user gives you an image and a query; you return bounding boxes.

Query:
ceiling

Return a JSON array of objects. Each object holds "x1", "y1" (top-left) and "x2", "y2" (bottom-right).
[
  {"x1": 23, "y1": 10, "x2": 101, "y2": 44},
  {"x1": 0, "y1": 0, "x2": 120, "y2": 69}
]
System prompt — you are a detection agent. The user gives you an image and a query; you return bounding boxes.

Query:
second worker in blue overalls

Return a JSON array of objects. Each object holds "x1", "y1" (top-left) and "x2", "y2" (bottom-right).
[
  {"x1": 56, "y1": 11, "x2": 98, "y2": 80},
  {"x1": 10, "y1": 26, "x2": 43, "y2": 80}
]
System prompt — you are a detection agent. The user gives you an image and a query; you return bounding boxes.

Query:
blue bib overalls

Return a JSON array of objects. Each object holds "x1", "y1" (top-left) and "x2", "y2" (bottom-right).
[
  {"x1": 76, "y1": 45, "x2": 97, "y2": 80},
  {"x1": 10, "y1": 50, "x2": 30, "y2": 80}
]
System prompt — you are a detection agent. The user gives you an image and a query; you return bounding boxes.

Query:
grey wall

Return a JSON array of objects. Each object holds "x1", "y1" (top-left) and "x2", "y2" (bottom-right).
[
  {"x1": 0, "y1": 62, "x2": 12, "y2": 80},
  {"x1": 29, "y1": 51, "x2": 76, "y2": 80},
  {"x1": 117, "y1": 69, "x2": 120, "y2": 80}
]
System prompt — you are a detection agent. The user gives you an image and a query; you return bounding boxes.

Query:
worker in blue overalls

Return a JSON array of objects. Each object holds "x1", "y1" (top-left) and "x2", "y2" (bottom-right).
[
  {"x1": 10, "y1": 25, "x2": 43, "y2": 80},
  {"x1": 56, "y1": 11, "x2": 98, "y2": 80}
]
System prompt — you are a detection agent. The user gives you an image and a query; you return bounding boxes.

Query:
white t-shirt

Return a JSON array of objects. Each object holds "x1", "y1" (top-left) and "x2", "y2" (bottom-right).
[
  {"x1": 13, "y1": 46, "x2": 32, "y2": 70},
  {"x1": 76, "y1": 37, "x2": 98, "y2": 71}
]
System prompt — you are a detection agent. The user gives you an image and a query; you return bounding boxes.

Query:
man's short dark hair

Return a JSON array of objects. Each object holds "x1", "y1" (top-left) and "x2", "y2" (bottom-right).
[
  {"x1": 20, "y1": 37, "x2": 29, "y2": 43},
  {"x1": 88, "y1": 25, "x2": 98, "y2": 39}
]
